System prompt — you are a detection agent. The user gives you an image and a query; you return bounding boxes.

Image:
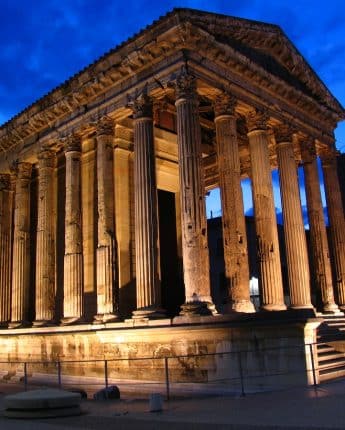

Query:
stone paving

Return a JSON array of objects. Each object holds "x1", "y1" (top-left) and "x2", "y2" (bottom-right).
[{"x1": 1, "y1": 380, "x2": 345, "y2": 429}]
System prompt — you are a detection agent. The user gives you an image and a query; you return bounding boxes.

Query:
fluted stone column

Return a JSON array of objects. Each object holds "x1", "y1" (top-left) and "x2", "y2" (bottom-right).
[
  {"x1": 214, "y1": 94, "x2": 254, "y2": 313},
  {"x1": 62, "y1": 135, "x2": 84, "y2": 324},
  {"x1": 246, "y1": 109, "x2": 286, "y2": 311},
  {"x1": 0, "y1": 174, "x2": 14, "y2": 326},
  {"x1": 321, "y1": 148, "x2": 345, "y2": 309},
  {"x1": 174, "y1": 68, "x2": 215, "y2": 315},
  {"x1": 33, "y1": 148, "x2": 56, "y2": 326},
  {"x1": 10, "y1": 162, "x2": 32, "y2": 327},
  {"x1": 301, "y1": 137, "x2": 338, "y2": 312},
  {"x1": 132, "y1": 92, "x2": 164, "y2": 319},
  {"x1": 94, "y1": 117, "x2": 119, "y2": 323},
  {"x1": 274, "y1": 125, "x2": 312, "y2": 309}
]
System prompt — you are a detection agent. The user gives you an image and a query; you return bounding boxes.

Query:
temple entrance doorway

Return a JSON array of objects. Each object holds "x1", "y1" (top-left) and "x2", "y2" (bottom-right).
[{"x1": 158, "y1": 190, "x2": 183, "y2": 317}]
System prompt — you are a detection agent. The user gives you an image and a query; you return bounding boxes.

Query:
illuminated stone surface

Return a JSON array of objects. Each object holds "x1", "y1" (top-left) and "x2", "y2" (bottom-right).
[{"x1": 0, "y1": 8, "x2": 343, "y2": 386}]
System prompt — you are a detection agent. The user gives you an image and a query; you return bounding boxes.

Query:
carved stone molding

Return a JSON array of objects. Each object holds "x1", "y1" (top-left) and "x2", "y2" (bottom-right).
[
  {"x1": 37, "y1": 148, "x2": 56, "y2": 169},
  {"x1": 245, "y1": 108, "x2": 269, "y2": 133},
  {"x1": 0, "y1": 174, "x2": 11, "y2": 191},
  {"x1": 213, "y1": 93, "x2": 237, "y2": 118},
  {"x1": 96, "y1": 116, "x2": 114, "y2": 137},
  {"x1": 319, "y1": 147, "x2": 338, "y2": 167},
  {"x1": 64, "y1": 134, "x2": 82, "y2": 153},
  {"x1": 299, "y1": 135, "x2": 316, "y2": 162},
  {"x1": 175, "y1": 66, "x2": 197, "y2": 101},
  {"x1": 132, "y1": 90, "x2": 153, "y2": 119},
  {"x1": 15, "y1": 162, "x2": 32, "y2": 179},
  {"x1": 274, "y1": 123, "x2": 295, "y2": 144}
]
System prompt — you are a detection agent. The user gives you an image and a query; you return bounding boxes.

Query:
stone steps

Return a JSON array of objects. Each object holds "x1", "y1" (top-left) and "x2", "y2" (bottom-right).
[{"x1": 316, "y1": 316, "x2": 345, "y2": 383}]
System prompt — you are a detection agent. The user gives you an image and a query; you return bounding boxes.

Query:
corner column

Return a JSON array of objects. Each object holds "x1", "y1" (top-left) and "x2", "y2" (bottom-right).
[
  {"x1": 320, "y1": 148, "x2": 345, "y2": 310},
  {"x1": 34, "y1": 148, "x2": 57, "y2": 326},
  {"x1": 10, "y1": 162, "x2": 32, "y2": 327},
  {"x1": 0, "y1": 174, "x2": 15, "y2": 326},
  {"x1": 245, "y1": 109, "x2": 286, "y2": 311},
  {"x1": 131, "y1": 91, "x2": 164, "y2": 318},
  {"x1": 62, "y1": 135, "x2": 84, "y2": 324},
  {"x1": 214, "y1": 94, "x2": 254, "y2": 313},
  {"x1": 94, "y1": 117, "x2": 119, "y2": 323},
  {"x1": 274, "y1": 125, "x2": 312, "y2": 309},
  {"x1": 174, "y1": 68, "x2": 215, "y2": 315},
  {"x1": 301, "y1": 137, "x2": 338, "y2": 312}
]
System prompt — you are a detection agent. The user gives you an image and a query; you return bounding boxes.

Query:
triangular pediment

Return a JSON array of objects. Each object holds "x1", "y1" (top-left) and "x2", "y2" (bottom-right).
[
  {"x1": 175, "y1": 8, "x2": 343, "y2": 116},
  {"x1": 0, "y1": 7, "x2": 343, "y2": 155}
]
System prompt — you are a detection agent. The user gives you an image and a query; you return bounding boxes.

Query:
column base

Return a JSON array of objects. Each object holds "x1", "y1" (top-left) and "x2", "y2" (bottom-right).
[
  {"x1": 60, "y1": 316, "x2": 84, "y2": 326},
  {"x1": 260, "y1": 303, "x2": 287, "y2": 311},
  {"x1": 32, "y1": 319, "x2": 55, "y2": 328},
  {"x1": 289, "y1": 304, "x2": 315, "y2": 310},
  {"x1": 180, "y1": 301, "x2": 217, "y2": 316},
  {"x1": 132, "y1": 307, "x2": 166, "y2": 320},
  {"x1": 93, "y1": 313, "x2": 121, "y2": 324},
  {"x1": 224, "y1": 300, "x2": 256, "y2": 314},
  {"x1": 8, "y1": 321, "x2": 30, "y2": 329},
  {"x1": 322, "y1": 303, "x2": 341, "y2": 313}
]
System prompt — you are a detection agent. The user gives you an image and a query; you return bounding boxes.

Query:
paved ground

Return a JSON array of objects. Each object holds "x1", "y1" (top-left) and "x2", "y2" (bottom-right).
[{"x1": 1, "y1": 380, "x2": 345, "y2": 429}]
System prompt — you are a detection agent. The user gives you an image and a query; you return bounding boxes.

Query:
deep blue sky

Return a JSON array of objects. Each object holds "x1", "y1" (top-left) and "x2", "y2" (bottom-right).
[{"x1": 1, "y1": 0, "x2": 344, "y2": 220}]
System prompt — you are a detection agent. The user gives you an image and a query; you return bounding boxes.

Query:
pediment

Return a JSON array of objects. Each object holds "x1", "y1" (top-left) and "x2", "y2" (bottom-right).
[
  {"x1": 0, "y1": 7, "x2": 343, "y2": 156},
  {"x1": 178, "y1": 8, "x2": 343, "y2": 116}
]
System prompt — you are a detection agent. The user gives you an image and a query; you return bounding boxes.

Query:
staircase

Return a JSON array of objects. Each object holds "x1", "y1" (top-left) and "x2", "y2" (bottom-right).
[{"x1": 316, "y1": 315, "x2": 345, "y2": 382}]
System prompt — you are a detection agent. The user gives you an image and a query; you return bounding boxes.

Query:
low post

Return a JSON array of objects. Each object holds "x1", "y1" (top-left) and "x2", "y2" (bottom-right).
[
  {"x1": 57, "y1": 361, "x2": 62, "y2": 389},
  {"x1": 309, "y1": 343, "x2": 318, "y2": 387},
  {"x1": 164, "y1": 357, "x2": 170, "y2": 401},
  {"x1": 238, "y1": 351, "x2": 245, "y2": 396},
  {"x1": 104, "y1": 360, "x2": 109, "y2": 388},
  {"x1": 23, "y1": 362, "x2": 28, "y2": 391}
]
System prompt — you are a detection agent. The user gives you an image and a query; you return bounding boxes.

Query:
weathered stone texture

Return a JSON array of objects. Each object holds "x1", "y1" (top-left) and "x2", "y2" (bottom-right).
[
  {"x1": 301, "y1": 139, "x2": 338, "y2": 312},
  {"x1": 275, "y1": 128, "x2": 312, "y2": 309},
  {"x1": 246, "y1": 111, "x2": 285, "y2": 310},
  {"x1": 214, "y1": 94, "x2": 254, "y2": 313}
]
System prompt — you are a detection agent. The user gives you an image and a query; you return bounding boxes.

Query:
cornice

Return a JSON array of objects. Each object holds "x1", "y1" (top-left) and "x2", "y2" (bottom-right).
[{"x1": 0, "y1": 12, "x2": 342, "y2": 158}]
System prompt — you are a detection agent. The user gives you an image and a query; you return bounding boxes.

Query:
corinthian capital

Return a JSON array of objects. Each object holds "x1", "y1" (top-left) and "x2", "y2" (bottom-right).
[
  {"x1": 213, "y1": 93, "x2": 237, "y2": 118},
  {"x1": 175, "y1": 66, "x2": 197, "y2": 101},
  {"x1": 96, "y1": 116, "x2": 114, "y2": 137},
  {"x1": 245, "y1": 108, "x2": 269, "y2": 133},
  {"x1": 64, "y1": 134, "x2": 82, "y2": 153},
  {"x1": 274, "y1": 123, "x2": 295, "y2": 145},
  {"x1": 15, "y1": 161, "x2": 32, "y2": 179},
  {"x1": 299, "y1": 135, "x2": 316, "y2": 162},
  {"x1": 132, "y1": 89, "x2": 153, "y2": 119},
  {"x1": 0, "y1": 174, "x2": 11, "y2": 191},
  {"x1": 37, "y1": 147, "x2": 56, "y2": 169},
  {"x1": 319, "y1": 146, "x2": 338, "y2": 167}
]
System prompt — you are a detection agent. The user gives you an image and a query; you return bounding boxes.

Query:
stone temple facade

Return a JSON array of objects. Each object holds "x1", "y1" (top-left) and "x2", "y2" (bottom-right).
[{"x1": 0, "y1": 8, "x2": 345, "y2": 388}]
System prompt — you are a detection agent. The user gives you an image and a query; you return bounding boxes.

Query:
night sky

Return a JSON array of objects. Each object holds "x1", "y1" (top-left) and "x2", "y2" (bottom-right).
[{"x1": 1, "y1": 0, "x2": 344, "y2": 219}]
